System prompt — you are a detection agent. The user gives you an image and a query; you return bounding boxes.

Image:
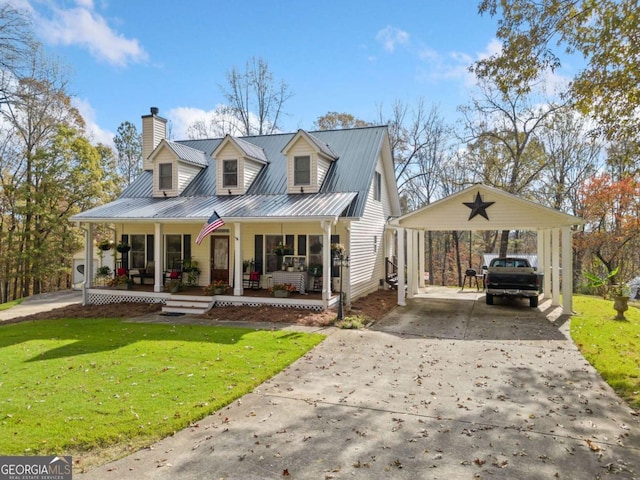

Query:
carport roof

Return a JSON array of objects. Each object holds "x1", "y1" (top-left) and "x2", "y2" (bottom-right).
[{"x1": 393, "y1": 184, "x2": 584, "y2": 231}]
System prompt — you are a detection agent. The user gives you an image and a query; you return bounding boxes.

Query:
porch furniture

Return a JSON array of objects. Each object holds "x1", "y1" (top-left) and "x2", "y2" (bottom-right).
[
  {"x1": 272, "y1": 270, "x2": 307, "y2": 294},
  {"x1": 259, "y1": 274, "x2": 273, "y2": 290},
  {"x1": 163, "y1": 260, "x2": 183, "y2": 285},
  {"x1": 130, "y1": 261, "x2": 156, "y2": 285},
  {"x1": 243, "y1": 270, "x2": 260, "y2": 290}
]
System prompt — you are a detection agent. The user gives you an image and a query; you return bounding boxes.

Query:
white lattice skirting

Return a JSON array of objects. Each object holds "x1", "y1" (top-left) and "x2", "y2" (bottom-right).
[
  {"x1": 214, "y1": 299, "x2": 324, "y2": 311},
  {"x1": 88, "y1": 291, "x2": 166, "y2": 305}
]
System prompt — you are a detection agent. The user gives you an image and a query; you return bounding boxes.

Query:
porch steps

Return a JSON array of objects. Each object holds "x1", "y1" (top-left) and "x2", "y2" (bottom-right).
[{"x1": 162, "y1": 294, "x2": 214, "y2": 315}]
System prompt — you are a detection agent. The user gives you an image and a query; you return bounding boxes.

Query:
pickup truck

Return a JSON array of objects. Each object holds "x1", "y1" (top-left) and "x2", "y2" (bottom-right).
[{"x1": 484, "y1": 257, "x2": 540, "y2": 307}]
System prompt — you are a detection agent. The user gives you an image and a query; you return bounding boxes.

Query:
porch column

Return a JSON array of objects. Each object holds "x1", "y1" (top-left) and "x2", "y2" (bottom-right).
[
  {"x1": 552, "y1": 228, "x2": 560, "y2": 306},
  {"x1": 82, "y1": 222, "x2": 94, "y2": 306},
  {"x1": 397, "y1": 227, "x2": 406, "y2": 306},
  {"x1": 543, "y1": 229, "x2": 552, "y2": 298},
  {"x1": 536, "y1": 229, "x2": 544, "y2": 299},
  {"x1": 154, "y1": 223, "x2": 163, "y2": 292},
  {"x1": 322, "y1": 221, "x2": 332, "y2": 306},
  {"x1": 561, "y1": 226, "x2": 573, "y2": 314},
  {"x1": 233, "y1": 223, "x2": 243, "y2": 296},
  {"x1": 407, "y1": 229, "x2": 415, "y2": 298},
  {"x1": 418, "y1": 230, "x2": 425, "y2": 288}
]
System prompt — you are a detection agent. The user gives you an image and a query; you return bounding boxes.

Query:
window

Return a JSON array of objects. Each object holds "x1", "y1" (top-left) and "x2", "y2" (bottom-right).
[
  {"x1": 223, "y1": 159, "x2": 238, "y2": 188},
  {"x1": 159, "y1": 163, "x2": 172, "y2": 190},
  {"x1": 294, "y1": 155, "x2": 311, "y2": 185},
  {"x1": 130, "y1": 234, "x2": 147, "y2": 269},
  {"x1": 165, "y1": 234, "x2": 183, "y2": 270},
  {"x1": 373, "y1": 171, "x2": 382, "y2": 201}
]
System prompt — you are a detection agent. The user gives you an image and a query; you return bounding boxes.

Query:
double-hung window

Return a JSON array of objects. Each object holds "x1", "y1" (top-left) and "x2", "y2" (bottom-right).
[
  {"x1": 223, "y1": 159, "x2": 238, "y2": 188},
  {"x1": 159, "y1": 163, "x2": 172, "y2": 190},
  {"x1": 294, "y1": 155, "x2": 311, "y2": 186}
]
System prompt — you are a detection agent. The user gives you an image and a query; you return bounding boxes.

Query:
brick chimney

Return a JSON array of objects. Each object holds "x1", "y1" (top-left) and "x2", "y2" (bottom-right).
[{"x1": 141, "y1": 107, "x2": 167, "y2": 171}]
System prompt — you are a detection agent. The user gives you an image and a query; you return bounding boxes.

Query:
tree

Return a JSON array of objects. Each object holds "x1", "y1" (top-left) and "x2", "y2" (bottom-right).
[
  {"x1": 459, "y1": 79, "x2": 562, "y2": 255},
  {"x1": 475, "y1": 0, "x2": 640, "y2": 151},
  {"x1": 314, "y1": 112, "x2": 370, "y2": 130},
  {"x1": 220, "y1": 57, "x2": 293, "y2": 136},
  {"x1": 0, "y1": 4, "x2": 35, "y2": 92},
  {"x1": 113, "y1": 120, "x2": 142, "y2": 185},
  {"x1": 575, "y1": 173, "x2": 640, "y2": 285}
]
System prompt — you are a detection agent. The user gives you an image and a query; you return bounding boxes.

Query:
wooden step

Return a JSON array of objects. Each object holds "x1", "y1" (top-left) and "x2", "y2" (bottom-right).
[{"x1": 162, "y1": 295, "x2": 214, "y2": 315}]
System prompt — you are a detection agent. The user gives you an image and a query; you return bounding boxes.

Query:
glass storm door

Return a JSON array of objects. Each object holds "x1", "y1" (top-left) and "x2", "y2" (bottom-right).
[{"x1": 210, "y1": 236, "x2": 229, "y2": 282}]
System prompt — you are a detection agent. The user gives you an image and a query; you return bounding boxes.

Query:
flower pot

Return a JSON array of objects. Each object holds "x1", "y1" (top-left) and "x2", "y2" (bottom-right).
[
  {"x1": 613, "y1": 295, "x2": 629, "y2": 320},
  {"x1": 117, "y1": 245, "x2": 131, "y2": 253},
  {"x1": 273, "y1": 290, "x2": 290, "y2": 298},
  {"x1": 213, "y1": 287, "x2": 225, "y2": 295},
  {"x1": 116, "y1": 283, "x2": 131, "y2": 290}
]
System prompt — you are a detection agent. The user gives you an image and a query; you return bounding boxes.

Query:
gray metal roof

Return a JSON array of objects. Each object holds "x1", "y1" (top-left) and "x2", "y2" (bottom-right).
[
  {"x1": 164, "y1": 141, "x2": 209, "y2": 167},
  {"x1": 73, "y1": 126, "x2": 389, "y2": 223},
  {"x1": 71, "y1": 192, "x2": 357, "y2": 222}
]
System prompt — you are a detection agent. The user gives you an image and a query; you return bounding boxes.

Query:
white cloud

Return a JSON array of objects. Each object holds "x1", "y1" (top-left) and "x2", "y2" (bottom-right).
[
  {"x1": 31, "y1": 0, "x2": 147, "y2": 67},
  {"x1": 73, "y1": 97, "x2": 114, "y2": 147},
  {"x1": 376, "y1": 26, "x2": 410, "y2": 53}
]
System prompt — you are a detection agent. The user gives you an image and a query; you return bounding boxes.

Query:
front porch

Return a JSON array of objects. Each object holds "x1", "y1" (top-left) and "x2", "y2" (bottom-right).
[{"x1": 86, "y1": 284, "x2": 339, "y2": 313}]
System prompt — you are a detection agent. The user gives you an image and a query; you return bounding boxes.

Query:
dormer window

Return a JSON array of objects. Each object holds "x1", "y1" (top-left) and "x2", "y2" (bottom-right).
[
  {"x1": 159, "y1": 163, "x2": 172, "y2": 190},
  {"x1": 223, "y1": 159, "x2": 238, "y2": 188},
  {"x1": 294, "y1": 156, "x2": 311, "y2": 185}
]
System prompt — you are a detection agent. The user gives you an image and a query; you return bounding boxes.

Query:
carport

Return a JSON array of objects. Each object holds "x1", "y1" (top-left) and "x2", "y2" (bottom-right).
[{"x1": 388, "y1": 184, "x2": 584, "y2": 315}]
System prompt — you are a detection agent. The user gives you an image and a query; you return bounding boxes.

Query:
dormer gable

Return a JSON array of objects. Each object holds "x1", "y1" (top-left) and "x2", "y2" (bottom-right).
[
  {"x1": 148, "y1": 139, "x2": 208, "y2": 197},
  {"x1": 212, "y1": 134, "x2": 268, "y2": 196},
  {"x1": 281, "y1": 130, "x2": 338, "y2": 194}
]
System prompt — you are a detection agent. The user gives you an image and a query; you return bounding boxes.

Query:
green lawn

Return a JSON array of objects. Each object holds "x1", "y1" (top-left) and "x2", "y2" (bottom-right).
[
  {"x1": 0, "y1": 318, "x2": 325, "y2": 456},
  {"x1": 0, "y1": 298, "x2": 23, "y2": 311},
  {"x1": 571, "y1": 295, "x2": 640, "y2": 410}
]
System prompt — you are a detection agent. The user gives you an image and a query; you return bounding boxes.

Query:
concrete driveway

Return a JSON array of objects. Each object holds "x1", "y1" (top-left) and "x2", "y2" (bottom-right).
[{"x1": 78, "y1": 290, "x2": 639, "y2": 479}]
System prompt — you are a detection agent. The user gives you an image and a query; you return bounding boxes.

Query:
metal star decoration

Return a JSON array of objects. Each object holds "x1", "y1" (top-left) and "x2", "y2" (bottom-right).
[{"x1": 463, "y1": 192, "x2": 495, "y2": 220}]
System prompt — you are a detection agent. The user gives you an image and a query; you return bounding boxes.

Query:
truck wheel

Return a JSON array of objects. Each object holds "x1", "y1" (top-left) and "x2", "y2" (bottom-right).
[
  {"x1": 486, "y1": 294, "x2": 493, "y2": 305},
  {"x1": 530, "y1": 296, "x2": 539, "y2": 308}
]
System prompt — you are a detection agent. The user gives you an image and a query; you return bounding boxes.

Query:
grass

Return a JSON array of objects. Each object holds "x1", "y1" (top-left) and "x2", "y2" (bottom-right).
[
  {"x1": 0, "y1": 318, "x2": 325, "y2": 458},
  {"x1": 571, "y1": 295, "x2": 640, "y2": 410},
  {"x1": 0, "y1": 298, "x2": 23, "y2": 311}
]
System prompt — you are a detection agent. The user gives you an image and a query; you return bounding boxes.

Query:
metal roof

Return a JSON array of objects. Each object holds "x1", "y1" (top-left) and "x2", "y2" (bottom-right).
[
  {"x1": 164, "y1": 141, "x2": 209, "y2": 167},
  {"x1": 71, "y1": 192, "x2": 357, "y2": 222},
  {"x1": 72, "y1": 126, "x2": 389, "y2": 223}
]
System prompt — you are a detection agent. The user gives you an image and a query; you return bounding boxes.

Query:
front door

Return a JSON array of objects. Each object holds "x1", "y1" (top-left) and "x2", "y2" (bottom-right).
[{"x1": 210, "y1": 236, "x2": 229, "y2": 282}]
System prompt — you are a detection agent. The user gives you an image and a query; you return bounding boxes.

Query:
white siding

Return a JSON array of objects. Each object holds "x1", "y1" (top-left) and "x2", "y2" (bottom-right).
[
  {"x1": 177, "y1": 163, "x2": 202, "y2": 193},
  {"x1": 348, "y1": 153, "x2": 392, "y2": 300},
  {"x1": 317, "y1": 157, "x2": 331, "y2": 187},
  {"x1": 244, "y1": 159, "x2": 263, "y2": 189},
  {"x1": 142, "y1": 115, "x2": 167, "y2": 171}
]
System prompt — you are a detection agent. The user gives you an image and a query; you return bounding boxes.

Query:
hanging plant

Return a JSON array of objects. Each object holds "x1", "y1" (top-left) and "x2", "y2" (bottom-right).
[
  {"x1": 97, "y1": 239, "x2": 113, "y2": 251},
  {"x1": 116, "y1": 241, "x2": 131, "y2": 253}
]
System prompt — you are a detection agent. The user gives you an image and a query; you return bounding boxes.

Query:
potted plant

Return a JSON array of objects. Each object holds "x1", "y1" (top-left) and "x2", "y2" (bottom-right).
[
  {"x1": 331, "y1": 243, "x2": 345, "y2": 257},
  {"x1": 108, "y1": 274, "x2": 133, "y2": 290},
  {"x1": 203, "y1": 280, "x2": 228, "y2": 295},
  {"x1": 182, "y1": 259, "x2": 201, "y2": 286},
  {"x1": 97, "y1": 239, "x2": 113, "y2": 251},
  {"x1": 269, "y1": 283, "x2": 296, "y2": 298},
  {"x1": 116, "y1": 241, "x2": 131, "y2": 253},
  {"x1": 585, "y1": 266, "x2": 630, "y2": 320},
  {"x1": 273, "y1": 242, "x2": 292, "y2": 256},
  {"x1": 166, "y1": 278, "x2": 183, "y2": 293}
]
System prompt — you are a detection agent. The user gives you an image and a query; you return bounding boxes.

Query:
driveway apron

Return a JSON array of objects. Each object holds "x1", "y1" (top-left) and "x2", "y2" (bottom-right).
[{"x1": 79, "y1": 293, "x2": 640, "y2": 479}]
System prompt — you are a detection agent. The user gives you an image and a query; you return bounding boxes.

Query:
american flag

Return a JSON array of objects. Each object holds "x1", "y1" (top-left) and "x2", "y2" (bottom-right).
[{"x1": 195, "y1": 211, "x2": 224, "y2": 245}]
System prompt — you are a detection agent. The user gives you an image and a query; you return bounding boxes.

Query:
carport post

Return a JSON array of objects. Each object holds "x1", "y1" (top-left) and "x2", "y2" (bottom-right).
[
  {"x1": 552, "y1": 228, "x2": 561, "y2": 306},
  {"x1": 397, "y1": 227, "x2": 406, "y2": 306},
  {"x1": 561, "y1": 226, "x2": 573, "y2": 314},
  {"x1": 418, "y1": 230, "x2": 425, "y2": 288},
  {"x1": 407, "y1": 229, "x2": 414, "y2": 298}
]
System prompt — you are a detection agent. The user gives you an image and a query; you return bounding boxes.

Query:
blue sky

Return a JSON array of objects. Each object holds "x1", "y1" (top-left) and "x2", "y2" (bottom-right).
[{"x1": 13, "y1": 1, "x2": 525, "y2": 146}]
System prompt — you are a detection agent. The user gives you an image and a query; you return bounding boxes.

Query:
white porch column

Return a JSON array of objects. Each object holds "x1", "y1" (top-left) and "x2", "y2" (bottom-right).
[
  {"x1": 536, "y1": 230, "x2": 545, "y2": 299},
  {"x1": 543, "y1": 229, "x2": 552, "y2": 298},
  {"x1": 233, "y1": 223, "x2": 243, "y2": 296},
  {"x1": 82, "y1": 223, "x2": 94, "y2": 306},
  {"x1": 407, "y1": 229, "x2": 415, "y2": 298},
  {"x1": 418, "y1": 230, "x2": 425, "y2": 288},
  {"x1": 397, "y1": 227, "x2": 406, "y2": 306},
  {"x1": 552, "y1": 228, "x2": 561, "y2": 306},
  {"x1": 322, "y1": 221, "x2": 332, "y2": 306},
  {"x1": 154, "y1": 223, "x2": 163, "y2": 292},
  {"x1": 561, "y1": 226, "x2": 573, "y2": 314}
]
